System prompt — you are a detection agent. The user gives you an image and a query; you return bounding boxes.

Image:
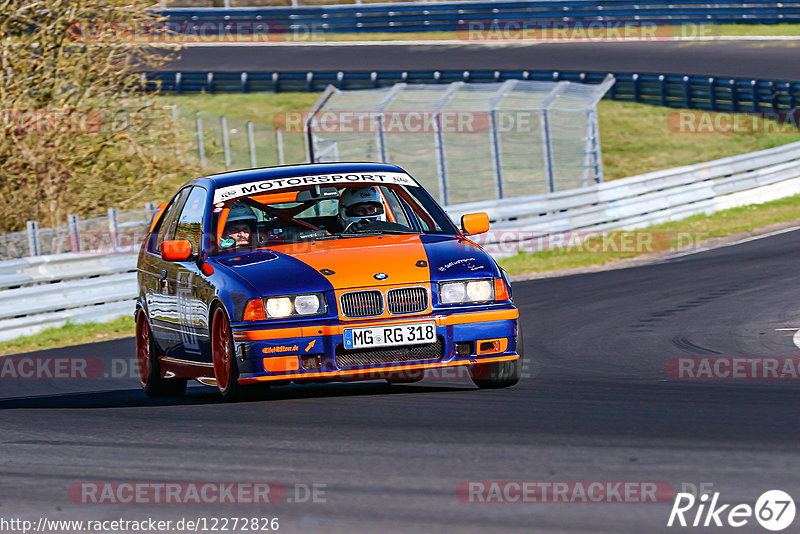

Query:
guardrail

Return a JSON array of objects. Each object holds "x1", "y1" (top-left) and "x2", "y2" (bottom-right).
[
  {"x1": 161, "y1": 0, "x2": 800, "y2": 32},
  {"x1": 148, "y1": 70, "x2": 800, "y2": 113},
  {"x1": 0, "y1": 253, "x2": 138, "y2": 341},
  {"x1": 3, "y1": 139, "x2": 800, "y2": 340},
  {"x1": 446, "y1": 140, "x2": 800, "y2": 257}
]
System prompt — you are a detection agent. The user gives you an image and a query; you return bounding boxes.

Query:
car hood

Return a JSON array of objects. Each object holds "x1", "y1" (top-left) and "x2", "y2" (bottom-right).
[{"x1": 215, "y1": 234, "x2": 498, "y2": 296}]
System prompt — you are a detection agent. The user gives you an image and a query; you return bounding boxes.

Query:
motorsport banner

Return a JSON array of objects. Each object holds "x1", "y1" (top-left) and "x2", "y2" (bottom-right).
[{"x1": 213, "y1": 172, "x2": 419, "y2": 203}]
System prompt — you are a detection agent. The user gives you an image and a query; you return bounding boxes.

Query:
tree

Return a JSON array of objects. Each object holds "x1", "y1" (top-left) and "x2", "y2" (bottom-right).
[{"x1": 0, "y1": 0, "x2": 196, "y2": 231}]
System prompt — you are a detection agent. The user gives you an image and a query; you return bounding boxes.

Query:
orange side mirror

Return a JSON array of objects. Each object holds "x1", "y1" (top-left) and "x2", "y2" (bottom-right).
[
  {"x1": 161, "y1": 240, "x2": 193, "y2": 262},
  {"x1": 461, "y1": 213, "x2": 490, "y2": 235}
]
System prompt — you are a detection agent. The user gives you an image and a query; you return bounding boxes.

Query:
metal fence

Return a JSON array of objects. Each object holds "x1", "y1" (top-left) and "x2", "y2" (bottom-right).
[
  {"x1": 160, "y1": 0, "x2": 800, "y2": 30},
  {"x1": 148, "y1": 70, "x2": 800, "y2": 114},
  {"x1": 180, "y1": 107, "x2": 309, "y2": 171},
  {"x1": 304, "y1": 78, "x2": 613, "y2": 204},
  {"x1": 1, "y1": 205, "x2": 157, "y2": 262}
]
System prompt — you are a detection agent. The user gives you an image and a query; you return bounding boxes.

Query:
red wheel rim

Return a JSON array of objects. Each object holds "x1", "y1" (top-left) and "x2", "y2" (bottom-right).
[
  {"x1": 135, "y1": 311, "x2": 151, "y2": 387},
  {"x1": 212, "y1": 309, "x2": 231, "y2": 392}
]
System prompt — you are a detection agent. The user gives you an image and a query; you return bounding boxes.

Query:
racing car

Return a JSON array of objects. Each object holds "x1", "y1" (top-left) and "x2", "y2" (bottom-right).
[{"x1": 135, "y1": 163, "x2": 522, "y2": 400}]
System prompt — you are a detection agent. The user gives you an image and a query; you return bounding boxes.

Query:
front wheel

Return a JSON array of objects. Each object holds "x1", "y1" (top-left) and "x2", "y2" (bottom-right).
[
  {"x1": 211, "y1": 307, "x2": 248, "y2": 402},
  {"x1": 136, "y1": 309, "x2": 187, "y2": 397},
  {"x1": 469, "y1": 327, "x2": 523, "y2": 389}
]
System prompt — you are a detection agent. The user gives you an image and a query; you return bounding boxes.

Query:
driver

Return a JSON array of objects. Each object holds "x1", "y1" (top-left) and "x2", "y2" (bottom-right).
[
  {"x1": 338, "y1": 186, "x2": 388, "y2": 231},
  {"x1": 221, "y1": 203, "x2": 257, "y2": 247}
]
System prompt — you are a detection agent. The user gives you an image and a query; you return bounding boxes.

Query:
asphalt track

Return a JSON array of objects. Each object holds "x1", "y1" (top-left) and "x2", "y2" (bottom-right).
[
  {"x1": 160, "y1": 40, "x2": 800, "y2": 82},
  {"x1": 3, "y1": 227, "x2": 800, "y2": 533}
]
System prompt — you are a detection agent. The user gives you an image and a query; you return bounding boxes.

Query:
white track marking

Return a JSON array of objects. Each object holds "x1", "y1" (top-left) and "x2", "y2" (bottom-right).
[{"x1": 793, "y1": 329, "x2": 800, "y2": 351}]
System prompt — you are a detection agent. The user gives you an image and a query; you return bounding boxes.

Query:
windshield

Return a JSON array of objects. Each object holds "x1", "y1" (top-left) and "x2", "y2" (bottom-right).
[{"x1": 211, "y1": 183, "x2": 459, "y2": 254}]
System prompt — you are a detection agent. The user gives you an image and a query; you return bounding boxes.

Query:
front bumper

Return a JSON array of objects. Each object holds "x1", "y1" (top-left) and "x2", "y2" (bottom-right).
[{"x1": 232, "y1": 307, "x2": 519, "y2": 384}]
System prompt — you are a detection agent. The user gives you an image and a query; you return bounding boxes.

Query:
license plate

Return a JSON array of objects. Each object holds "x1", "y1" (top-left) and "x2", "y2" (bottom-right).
[{"x1": 343, "y1": 322, "x2": 436, "y2": 350}]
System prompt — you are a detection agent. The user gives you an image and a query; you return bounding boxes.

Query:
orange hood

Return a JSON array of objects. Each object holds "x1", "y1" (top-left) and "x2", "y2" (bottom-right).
[{"x1": 268, "y1": 235, "x2": 431, "y2": 290}]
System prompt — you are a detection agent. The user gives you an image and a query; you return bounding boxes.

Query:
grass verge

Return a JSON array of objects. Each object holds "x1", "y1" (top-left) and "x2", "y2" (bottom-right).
[
  {"x1": 499, "y1": 193, "x2": 800, "y2": 275},
  {"x1": 0, "y1": 317, "x2": 135, "y2": 357}
]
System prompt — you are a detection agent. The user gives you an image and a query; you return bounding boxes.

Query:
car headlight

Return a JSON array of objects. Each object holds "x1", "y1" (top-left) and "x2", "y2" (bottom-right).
[
  {"x1": 439, "y1": 280, "x2": 494, "y2": 304},
  {"x1": 265, "y1": 297, "x2": 293, "y2": 318},
  {"x1": 263, "y1": 293, "x2": 327, "y2": 319}
]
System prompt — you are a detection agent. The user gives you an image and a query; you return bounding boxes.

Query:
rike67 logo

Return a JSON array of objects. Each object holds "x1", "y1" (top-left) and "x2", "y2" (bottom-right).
[{"x1": 668, "y1": 490, "x2": 795, "y2": 531}]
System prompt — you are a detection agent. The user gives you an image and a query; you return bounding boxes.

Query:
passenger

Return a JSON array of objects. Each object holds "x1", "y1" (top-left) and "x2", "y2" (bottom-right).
[{"x1": 222, "y1": 203, "x2": 258, "y2": 247}]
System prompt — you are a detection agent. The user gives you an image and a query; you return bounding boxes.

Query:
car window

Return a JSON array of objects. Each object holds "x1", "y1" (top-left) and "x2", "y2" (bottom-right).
[
  {"x1": 381, "y1": 187, "x2": 414, "y2": 229},
  {"x1": 153, "y1": 188, "x2": 191, "y2": 253},
  {"x1": 212, "y1": 183, "x2": 458, "y2": 254},
  {"x1": 174, "y1": 187, "x2": 208, "y2": 254}
]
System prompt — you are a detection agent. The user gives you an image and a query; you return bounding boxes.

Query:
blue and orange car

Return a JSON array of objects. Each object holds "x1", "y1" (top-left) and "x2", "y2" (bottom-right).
[{"x1": 135, "y1": 163, "x2": 522, "y2": 400}]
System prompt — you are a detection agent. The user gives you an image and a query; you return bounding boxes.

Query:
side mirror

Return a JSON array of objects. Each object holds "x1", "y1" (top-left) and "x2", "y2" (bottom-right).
[
  {"x1": 461, "y1": 213, "x2": 490, "y2": 235},
  {"x1": 161, "y1": 240, "x2": 193, "y2": 262}
]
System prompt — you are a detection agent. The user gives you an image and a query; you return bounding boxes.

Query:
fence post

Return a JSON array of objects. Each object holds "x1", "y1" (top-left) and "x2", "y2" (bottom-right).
[
  {"x1": 241, "y1": 72, "x2": 249, "y2": 93},
  {"x1": 709, "y1": 77, "x2": 717, "y2": 111},
  {"x1": 206, "y1": 72, "x2": 214, "y2": 94},
  {"x1": 68, "y1": 214, "x2": 81, "y2": 253},
  {"x1": 196, "y1": 113, "x2": 206, "y2": 168},
  {"x1": 26, "y1": 221, "x2": 40, "y2": 257},
  {"x1": 433, "y1": 113, "x2": 449, "y2": 205},
  {"x1": 541, "y1": 109, "x2": 555, "y2": 193},
  {"x1": 247, "y1": 121, "x2": 257, "y2": 168},
  {"x1": 684, "y1": 76, "x2": 692, "y2": 108},
  {"x1": 375, "y1": 115, "x2": 387, "y2": 162},
  {"x1": 221, "y1": 115, "x2": 232, "y2": 169},
  {"x1": 276, "y1": 127, "x2": 285, "y2": 165},
  {"x1": 752, "y1": 80, "x2": 760, "y2": 112},
  {"x1": 659, "y1": 74, "x2": 667, "y2": 107},
  {"x1": 489, "y1": 109, "x2": 504, "y2": 199},
  {"x1": 730, "y1": 79, "x2": 739, "y2": 112},
  {"x1": 108, "y1": 208, "x2": 120, "y2": 251}
]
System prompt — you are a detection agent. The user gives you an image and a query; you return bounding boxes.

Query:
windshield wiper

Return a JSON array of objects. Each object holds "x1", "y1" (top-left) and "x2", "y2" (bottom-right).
[{"x1": 338, "y1": 229, "x2": 418, "y2": 238}]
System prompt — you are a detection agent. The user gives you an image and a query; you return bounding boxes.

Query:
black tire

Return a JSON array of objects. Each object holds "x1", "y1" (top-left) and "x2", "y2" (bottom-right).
[
  {"x1": 136, "y1": 309, "x2": 187, "y2": 397},
  {"x1": 469, "y1": 327, "x2": 524, "y2": 389},
  {"x1": 211, "y1": 306, "x2": 248, "y2": 402}
]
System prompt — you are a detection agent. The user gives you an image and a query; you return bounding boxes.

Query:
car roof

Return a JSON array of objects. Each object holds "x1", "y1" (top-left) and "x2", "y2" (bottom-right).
[{"x1": 189, "y1": 162, "x2": 410, "y2": 190}]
